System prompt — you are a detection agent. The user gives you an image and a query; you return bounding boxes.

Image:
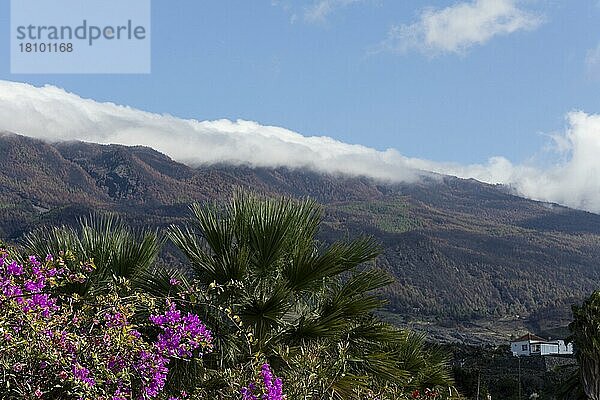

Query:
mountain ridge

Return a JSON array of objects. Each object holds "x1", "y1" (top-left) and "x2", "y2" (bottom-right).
[{"x1": 2, "y1": 133, "x2": 599, "y2": 343}]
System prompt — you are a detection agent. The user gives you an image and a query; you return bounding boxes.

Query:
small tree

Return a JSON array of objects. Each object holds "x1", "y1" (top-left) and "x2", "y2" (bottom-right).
[
  {"x1": 168, "y1": 190, "x2": 457, "y2": 397},
  {"x1": 569, "y1": 291, "x2": 600, "y2": 400},
  {"x1": 22, "y1": 214, "x2": 162, "y2": 297}
]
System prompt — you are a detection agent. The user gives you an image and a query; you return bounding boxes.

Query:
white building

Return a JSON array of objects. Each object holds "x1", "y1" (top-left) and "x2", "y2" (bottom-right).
[{"x1": 510, "y1": 333, "x2": 573, "y2": 356}]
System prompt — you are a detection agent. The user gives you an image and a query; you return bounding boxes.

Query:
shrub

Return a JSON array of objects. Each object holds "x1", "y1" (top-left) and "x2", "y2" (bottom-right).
[{"x1": 0, "y1": 249, "x2": 213, "y2": 399}]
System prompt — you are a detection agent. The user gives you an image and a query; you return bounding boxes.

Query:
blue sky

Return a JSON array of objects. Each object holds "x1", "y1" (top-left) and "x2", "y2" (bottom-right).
[{"x1": 1, "y1": 0, "x2": 600, "y2": 165}]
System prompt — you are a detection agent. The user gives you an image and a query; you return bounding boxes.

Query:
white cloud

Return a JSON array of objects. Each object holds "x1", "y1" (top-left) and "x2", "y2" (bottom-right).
[
  {"x1": 417, "y1": 112, "x2": 600, "y2": 212},
  {"x1": 304, "y1": 0, "x2": 363, "y2": 23},
  {"x1": 0, "y1": 80, "x2": 423, "y2": 183},
  {"x1": 380, "y1": 0, "x2": 543, "y2": 55},
  {"x1": 3, "y1": 81, "x2": 600, "y2": 213}
]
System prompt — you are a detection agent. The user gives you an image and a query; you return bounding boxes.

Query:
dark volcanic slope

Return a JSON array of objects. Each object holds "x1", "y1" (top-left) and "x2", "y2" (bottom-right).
[{"x1": 2, "y1": 133, "x2": 600, "y2": 327}]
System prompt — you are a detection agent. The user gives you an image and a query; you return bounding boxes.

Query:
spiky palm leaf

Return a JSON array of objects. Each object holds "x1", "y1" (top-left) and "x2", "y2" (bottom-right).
[
  {"x1": 22, "y1": 214, "x2": 161, "y2": 296},
  {"x1": 168, "y1": 190, "x2": 454, "y2": 395}
]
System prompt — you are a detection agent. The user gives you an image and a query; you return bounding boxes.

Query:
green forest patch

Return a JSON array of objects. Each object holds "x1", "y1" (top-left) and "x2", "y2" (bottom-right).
[{"x1": 332, "y1": 197, "x2": 421, "y2": 234}]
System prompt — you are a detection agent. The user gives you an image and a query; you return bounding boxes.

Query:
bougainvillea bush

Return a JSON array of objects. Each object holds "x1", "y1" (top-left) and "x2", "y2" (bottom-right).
[
  {"x1": 240, "y1": 363, "x2": 284, "y2": 400},
  {"x1": 0, "y1": 249, "x2": 214, "y2": 399}
]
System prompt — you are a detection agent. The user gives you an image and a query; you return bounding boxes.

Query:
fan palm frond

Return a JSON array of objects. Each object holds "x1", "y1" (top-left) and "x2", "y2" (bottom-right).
[{"x1": 22, "y1": 214, "x2": 161, "y2": 296}]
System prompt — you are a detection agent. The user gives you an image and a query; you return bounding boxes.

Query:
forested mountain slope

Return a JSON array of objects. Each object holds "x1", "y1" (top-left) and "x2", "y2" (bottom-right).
[{"x1": 2, "y1": 132, "x2": 599, "y2": 341}]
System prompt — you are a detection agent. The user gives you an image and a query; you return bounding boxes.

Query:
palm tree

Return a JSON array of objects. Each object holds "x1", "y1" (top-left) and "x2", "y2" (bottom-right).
[
  {"x1": 168, "y1": 190, "x2": 455, "y2": 397},
  {"x1": 568, "y1": 291, "x2": 600, "y2": 400},
  {"x1": 22, "y1": 214, "x2": 163, "y2": 296}
]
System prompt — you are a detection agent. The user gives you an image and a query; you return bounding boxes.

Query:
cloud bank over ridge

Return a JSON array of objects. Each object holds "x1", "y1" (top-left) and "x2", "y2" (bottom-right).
[
  {"x1": 0, "y1": 80, "x2": 424, "y2": 183},
  {"x1": 1, "y1": 80, "x2": 600, "y2": 213}
]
